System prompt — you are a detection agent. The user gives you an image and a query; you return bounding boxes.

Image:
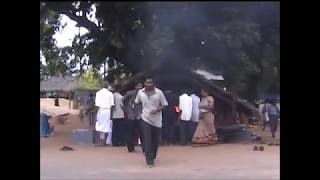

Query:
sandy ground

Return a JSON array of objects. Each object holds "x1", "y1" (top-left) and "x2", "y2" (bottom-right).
[{"x1": 40, "y1": 98, "x2": 280, "y2": 180}]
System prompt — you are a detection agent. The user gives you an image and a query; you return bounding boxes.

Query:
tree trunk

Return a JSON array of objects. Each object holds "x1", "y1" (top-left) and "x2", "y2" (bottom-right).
[
  {"x1": 230, "y1": 89, "x2": 237, "y2": 124},
  {"x1": 79, "y1": 59, "x2": 83, "y2": 76},
  {"x1": 103, "y1": 58, "x2": 107, "y2": 79},
  {"x1": 54, "y1": 91, "x2": 60, "y2": 106},
  {"x1": 231, "y1": 95, "x2": 236, "y2": 123},
  {"x1": 69, "y1": 92, "x2": 71, "y2": 109}
]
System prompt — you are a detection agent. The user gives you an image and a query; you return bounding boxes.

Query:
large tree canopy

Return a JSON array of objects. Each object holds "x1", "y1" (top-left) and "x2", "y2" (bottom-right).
[{"x1": 40, "y1": 1, "x2": 279, "y2": 101}]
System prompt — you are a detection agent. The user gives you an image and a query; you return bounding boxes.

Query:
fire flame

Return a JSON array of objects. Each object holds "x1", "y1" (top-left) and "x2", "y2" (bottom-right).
[{"x1": 174, "y1": 106, "x2": 180, "y2": 113}]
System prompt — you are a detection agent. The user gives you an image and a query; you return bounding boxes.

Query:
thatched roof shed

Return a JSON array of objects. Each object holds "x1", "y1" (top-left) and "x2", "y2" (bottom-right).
[
  {"x1": 119, "y1": 60, "x2": 258, "y2": 123},
  {"x1": 40, "y1": 76, "x2": 76, "y2": 92}
]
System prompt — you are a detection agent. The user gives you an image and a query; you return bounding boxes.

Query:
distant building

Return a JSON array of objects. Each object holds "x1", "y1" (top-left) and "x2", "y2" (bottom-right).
[
  {"x1": 119, "y1": 60, "x2": 258, "y2": 126},
  {"x1": 40, "y1": 76, "x2": 76, "y2": 98},
  {"x1": 256, "y1": 92, "x2": 280, "y2": 102}
]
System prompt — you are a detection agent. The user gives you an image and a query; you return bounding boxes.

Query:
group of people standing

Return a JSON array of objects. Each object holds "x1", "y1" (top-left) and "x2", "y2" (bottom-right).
[
  {"x1": 92, "y1": 76, "x2": 218, "y2": 167},
  {"x1": 93, "y1": 81, "x2": 144, "y2": 151},
  {"x1": 162, "y1": 89, "x2": 217, "y2": 146},
  {"x1": 93, "y1": 77, "x2": 167, "y2": 167}
]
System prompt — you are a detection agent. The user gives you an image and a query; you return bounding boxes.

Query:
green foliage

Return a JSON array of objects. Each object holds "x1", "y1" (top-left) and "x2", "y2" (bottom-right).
[
  {"x1": 40, "y1": 2, "x2": 69, "y2": 78},
  {"x1": 40, "y1": 60, "x2": 49, "y2": 81},
  {"x1": 40, "y1": 2, "x2": 279, "y2": 101},
  {"x1": 75, "y1": 69, "x2": 102, "y2": 90}
]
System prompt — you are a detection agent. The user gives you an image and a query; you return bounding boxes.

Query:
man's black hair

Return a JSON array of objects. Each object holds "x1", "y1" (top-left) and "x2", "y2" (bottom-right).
[
  {"x1": 201, "y1": 87, "x2": 210, "y2": 94},
  {"x1": 271, "y1": 99, "x2": 277, "y2": 105},
  {"x1": 265, "y1": 98, "x2": 271, "y2": 103},
  {"x1": 134, "y1": 80, "x2": 143, "y2": 86},
  {"x1": 102, "y1": 81, "x2": 109, "y2": 88},
  {"x1": 114, "y1": 84, "x2": 122, "y2": 92},
  {"x1": 181, "y1": 89, "x2": 189, "y2": 95},
  {"x1": 144, "y1": 75, "x2": 153, "y2": 82}
]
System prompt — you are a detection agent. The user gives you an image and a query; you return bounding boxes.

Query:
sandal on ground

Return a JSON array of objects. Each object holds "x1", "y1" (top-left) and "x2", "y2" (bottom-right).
[{"x1": 59, "y1": 146, "x2": 74, "y2": 151}]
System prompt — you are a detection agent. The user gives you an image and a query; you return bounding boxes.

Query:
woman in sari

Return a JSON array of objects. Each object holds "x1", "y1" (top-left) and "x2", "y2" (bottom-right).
[{"x1": 192, "y1": 88, "x2": 217, "y2": 146}]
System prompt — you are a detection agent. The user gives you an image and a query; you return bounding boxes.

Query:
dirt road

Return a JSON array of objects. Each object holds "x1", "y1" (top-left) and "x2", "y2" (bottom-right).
[{"x1": 40, "y1": 98, "x2": 279, "y2": 180}]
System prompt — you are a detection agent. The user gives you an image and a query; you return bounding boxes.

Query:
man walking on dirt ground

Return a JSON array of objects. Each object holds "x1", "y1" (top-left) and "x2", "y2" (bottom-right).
[{"x1": 135, "y1": 76, "x2": 168, "y2": 168}]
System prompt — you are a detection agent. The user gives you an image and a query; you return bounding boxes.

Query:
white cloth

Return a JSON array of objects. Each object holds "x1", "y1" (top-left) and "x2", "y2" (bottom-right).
[
  {"x1": 99, "y1": 131, "x2": 112, "y2": 145},
  {"x1": 95, "y1": 88, "x2": 114, "y2": 109},
  {"x1": 264, "y1": 112, "x2": 269, "y2": 122},
  {"x1": 112, "y1": 92, "x2": 125, "y2": 119},
  {"x1": 40, "y1": 107, "x2": 52, "y2": 116},
  {"x1": 258, "y1": 104, "x2": 264, "y2": 114},
  {"x1": 179, "y1": 94, "x2": 193, "y2": 121},
  {"x1": 95, "y1": 108, "x2": 113, "y2": 133},
  {"x1": 135, "y1": 88, "x2": 168, "y2": 128},
  {"x1": 276, "y1": 103, "x2": 280, "y2": 121},
  {"x1": 106, "y1": 131, "x2": 112, "y2": 144},
  {"x1": 190, "y1": 94, "x2": 200, "y2": 122}
]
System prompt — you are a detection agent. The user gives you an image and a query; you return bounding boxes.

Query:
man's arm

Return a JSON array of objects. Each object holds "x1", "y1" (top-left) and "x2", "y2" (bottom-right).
[
  {"x1": 120, "y1": 97, "x2": 125, "y2": 110},
  {"x1": 178, "y1": 96, "x2": 182, "y2": 118},
  {"x1": 110, "y1": 93, "x2": 115, "y2": 107},
  {"x1": 95, "y1": 92, "x2": 99, "y2": 107},
  {"x1": 134, "y1": 91, "x2": 141, "y2": 104},
  {"x1": 122, "y1": 91, "x2": 131, "y2": 105},
  {"x1": 110, "y1": 93, "x2": 115, "y2": 119},
  {"x1": 262, "y1": 105, "x2": 267, "y2": 114},
  {"x1": 160, "y1": 91, "x2": 168, "y2": 107},
  {"x1": 110, "y1": 106, "x2": 115, "y2": 119},
  {"x1": 151, "y1": 91, "x2": 168, "y2": 114},
  {"x1": 178, "y1": 96, "x2": 182, "y2": 110}
]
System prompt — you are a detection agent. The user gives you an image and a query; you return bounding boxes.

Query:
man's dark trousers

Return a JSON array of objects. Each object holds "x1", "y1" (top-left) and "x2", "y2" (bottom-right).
[{"x1": 141, "y1": 120, "x2": 161, "y2": 165}]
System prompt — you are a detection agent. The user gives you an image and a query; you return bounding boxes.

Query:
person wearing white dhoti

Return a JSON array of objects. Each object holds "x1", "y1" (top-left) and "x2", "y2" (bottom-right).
[{"x1": 95, "y1": 81, "x2": 114, "y2": 146}]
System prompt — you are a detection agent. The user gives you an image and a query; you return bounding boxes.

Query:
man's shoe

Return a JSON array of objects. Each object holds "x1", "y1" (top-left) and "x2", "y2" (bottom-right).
[
  {"x1": 259, "y1": 146, "x2": 264, "y2": 151},
  {"x1": 147, "y1": 161, "x2": 155, "y2": 168}
]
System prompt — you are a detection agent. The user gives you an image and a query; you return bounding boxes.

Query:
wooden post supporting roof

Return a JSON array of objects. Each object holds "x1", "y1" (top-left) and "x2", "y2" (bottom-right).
[
  {"x1": 231, "y1": 94, "x2": 237, "y2": 123},
  {"x1": 69, "y1": 92, "x2": 71, "y2": 109}
]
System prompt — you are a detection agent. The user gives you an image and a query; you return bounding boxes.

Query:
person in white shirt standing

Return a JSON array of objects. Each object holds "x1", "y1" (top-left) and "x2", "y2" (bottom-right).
[
  {"x1": 179, "y1": 90, "x2": 193, "y2": 145},
  {"x1": 95, "y1": 81, "x2": 114, "y2": 146},
  {"x1": 111, "y1": 84, "x2": 126, "y2": 146},
  {"x1": 190, "y1": 91, "x2": 200, "y2": 143}
]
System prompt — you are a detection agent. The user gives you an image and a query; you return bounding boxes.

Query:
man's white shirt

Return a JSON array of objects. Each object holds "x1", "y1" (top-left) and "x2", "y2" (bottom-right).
[
  {"x1": 112, "y1": 92, "x2": 125, "y2": 119},
  {"x1": 179, "y1": 94, "x2": 193, "y2": 121},
  {"x1": 95, "y1": 88, "x2": 114, "y2": 109},
  {"x1": 190, "y1": 94, "x2": 200, "y2": 122}
]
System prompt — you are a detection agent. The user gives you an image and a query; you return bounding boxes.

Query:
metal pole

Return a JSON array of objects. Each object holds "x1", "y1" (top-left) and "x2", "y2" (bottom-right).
[
  {"x1": 231, "y1": 93, "x2": 237, "y2": 123},
  {"x1": 69, "y1": 92, "x2": 71, "y2": 109}
]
